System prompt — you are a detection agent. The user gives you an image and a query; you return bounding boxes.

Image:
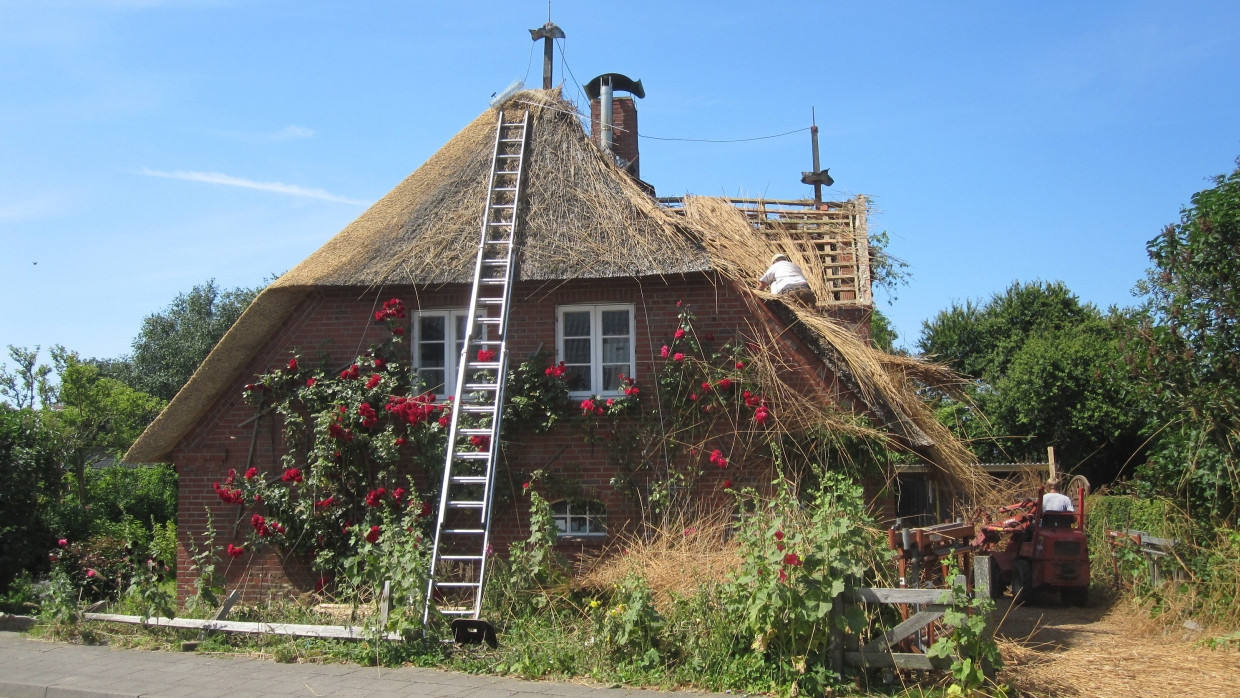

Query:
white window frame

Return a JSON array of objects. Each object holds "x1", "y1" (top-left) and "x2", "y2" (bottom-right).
[
  {"x1": 412, "y1": 309, "x2": 478, "y2": 399},
  {"x1": 555, "y1": 304, "x2": 635, "y2": 397},
  {"x1": 551, "y1": 499, "x2": 607, "y2": 538}
]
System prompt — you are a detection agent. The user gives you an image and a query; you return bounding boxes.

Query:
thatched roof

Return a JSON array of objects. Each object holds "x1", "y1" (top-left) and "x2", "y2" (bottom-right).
[
  {"x1": 273, "y1": 89, "x2": 708, "y2": 290},
  {"x1": 125, "y1": 89, "x2": 711, "y2": 464},
  {"x1": 125, "y1": 89, "x2": 980, "y2": 501}
]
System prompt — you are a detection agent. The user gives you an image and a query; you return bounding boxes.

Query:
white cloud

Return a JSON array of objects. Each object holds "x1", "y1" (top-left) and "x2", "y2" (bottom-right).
[
  {"x1": 276, "y1": 125, "x2": 314, "y2": 140},
  {"x1": 138, "y1": 168, "x2": 368, "y2": 205}
]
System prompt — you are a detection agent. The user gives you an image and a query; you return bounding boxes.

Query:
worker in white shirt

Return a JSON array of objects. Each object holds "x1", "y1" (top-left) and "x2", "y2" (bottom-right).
[
  {"x1": 1042, "y1": 479, "x2": 1074, "y2": 512},
  {"x1": 758, "y1": 254, "x2": 817, "y2": 306}
]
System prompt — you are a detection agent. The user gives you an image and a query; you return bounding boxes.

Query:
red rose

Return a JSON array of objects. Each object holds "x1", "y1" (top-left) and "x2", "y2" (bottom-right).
[
  {"x1": 722, "y1": 479, "x2": 732, "y2": 489},
  {"x1": 281, "y1": 468, "x2": 303, "y2": 483},
  {"x1": 673, "y1": 352, "x2": 685, "y2": 362},
  {"x1": 365, "y1": 374, "x2": 382, "y2": 390},
  {"x1": 660, "y1": 345, "x2": 670, "y2": 358},
  {"x1": 735, "y1": 361, "x2": 745, "y2": 369},
  {"x1": 674, "y1": 328, "x2": 686, "y2": 340},
  {"x1": 476, "y1": 349, "x2": 496, "y2": 363},
  {"x1": 244, "y1": 467, "x2": 258, "y2": 479},
  {"x1": 393, "y1": 487, "x2": 407, "y2": 503},
  {"x1": 226, "y1": 544, "x2": 244, "y2": 559},
  {"x1": 286, "y1": 357, "x2": 298, "y2": 373}
]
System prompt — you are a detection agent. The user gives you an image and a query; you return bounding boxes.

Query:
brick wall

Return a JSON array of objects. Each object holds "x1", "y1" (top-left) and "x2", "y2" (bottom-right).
[
  {"x1": 170, "y1": 274, "x2": 889, "y2": 603},
  {"x1": 589, "y1": 96, "x2": 639, "y2": 178}
]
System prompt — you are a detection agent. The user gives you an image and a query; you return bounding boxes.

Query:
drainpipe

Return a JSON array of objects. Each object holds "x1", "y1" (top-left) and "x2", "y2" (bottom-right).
[{"x1": 600, "y1": 76, "x2": 614, "y2": 155}]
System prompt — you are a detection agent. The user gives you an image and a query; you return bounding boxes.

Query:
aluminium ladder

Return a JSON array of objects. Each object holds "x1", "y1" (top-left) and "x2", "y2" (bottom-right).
[{"x1": 422, "y1": 111, "x2": 531, "y2": 627}]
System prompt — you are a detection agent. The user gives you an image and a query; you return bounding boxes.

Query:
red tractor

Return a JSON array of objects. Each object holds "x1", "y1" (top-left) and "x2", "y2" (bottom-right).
[{"x1": 973, "y1": 476, "x2": 1091, "y2": 606}]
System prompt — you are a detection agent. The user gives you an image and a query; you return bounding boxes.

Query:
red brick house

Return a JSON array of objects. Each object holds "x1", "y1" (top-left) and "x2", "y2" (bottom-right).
[{"x1": 124, "y1": 89, "x2": 970, "y2": 603}]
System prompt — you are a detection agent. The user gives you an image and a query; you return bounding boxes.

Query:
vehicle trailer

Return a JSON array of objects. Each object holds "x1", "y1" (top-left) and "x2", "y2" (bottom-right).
[{"x1": 972, "y1": 480, "x2": 1090, "y2": 606}]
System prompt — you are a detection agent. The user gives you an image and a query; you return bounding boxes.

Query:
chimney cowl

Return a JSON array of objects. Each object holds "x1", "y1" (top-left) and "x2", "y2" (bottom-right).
[{"x1": 588, "y1": 73, "x2": 644, "y2": 179}]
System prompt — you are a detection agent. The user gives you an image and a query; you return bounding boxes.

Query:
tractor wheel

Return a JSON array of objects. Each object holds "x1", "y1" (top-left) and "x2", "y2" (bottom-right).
[
  {"x1": 1012, "y1": 559, "x2": 1034, "y2": 605},
  {"x1": 1061, "y1": 585, "x2": 1089, "y2": 607},
  {"x1": 989, "y1": 557, "x2": 1008, "y2": 600}
]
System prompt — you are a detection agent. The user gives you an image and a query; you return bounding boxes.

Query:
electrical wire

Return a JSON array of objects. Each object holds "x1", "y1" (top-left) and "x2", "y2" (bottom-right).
[{"x1": 550, "y1": 48, "x2": 810, "y2": 145}]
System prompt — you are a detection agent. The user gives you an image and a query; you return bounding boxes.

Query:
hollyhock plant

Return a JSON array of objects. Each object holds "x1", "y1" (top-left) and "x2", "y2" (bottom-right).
[
  {"x1": 783, "y1": 552, "x2": 802, "y2": 567},
  {"x1": 365, "y1": 488, "x2": 387, "y2": 507},
  {"x1": 365, "y1": 525, "x2": 381, "y2": 543}
]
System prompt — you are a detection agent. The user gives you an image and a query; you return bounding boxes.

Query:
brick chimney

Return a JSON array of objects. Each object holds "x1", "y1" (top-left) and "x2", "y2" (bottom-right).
[
  {"x1": 590, "y1": 96, "x2": 640, "y2": 178},
  {"x1": 586, "y1": 73, "x2": 644, "y2": 180}
]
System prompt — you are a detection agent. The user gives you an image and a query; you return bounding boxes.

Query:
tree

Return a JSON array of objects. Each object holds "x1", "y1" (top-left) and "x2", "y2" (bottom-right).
[
  {"x1": 0, "y1": 406, "x2": 59, "y2": 592},
  {"x1": 918, "y1": 281, "x2": 1147, "y2": 483},
  {"x1": 1134, "y1": 158, "x2": 1240, "y2": 520},
  {"x1": 869, "y1": 308, "x2": 899, "y2": 352},
  {"x1": 0, "y1": 345, "x2": 52, "y2": 409},
  {"x1": 44, "y1": 348, "x2": 165, "y2": 504},
  {"x1": 122, "y1": 280, "x2": 260, "y2": 401}
]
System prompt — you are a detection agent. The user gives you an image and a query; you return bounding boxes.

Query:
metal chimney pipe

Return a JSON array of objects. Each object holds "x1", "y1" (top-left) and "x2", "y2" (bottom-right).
[{"x1": 600, "y1": 75, "x2": 614, "y2": 155}]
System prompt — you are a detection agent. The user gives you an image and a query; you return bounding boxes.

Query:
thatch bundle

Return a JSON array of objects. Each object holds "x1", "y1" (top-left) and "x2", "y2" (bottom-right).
[{"x1": 679, "y1": 196, "x2": 990, "y2": 501}]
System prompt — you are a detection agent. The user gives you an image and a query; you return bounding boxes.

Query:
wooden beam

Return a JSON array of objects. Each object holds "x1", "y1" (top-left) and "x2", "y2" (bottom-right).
[
  {"x1": 845, "y1": 650, "x2": 953, "y2": 671},
  {"x1": 84, "y1": 613, "x2": 402, "y2": 641},
  {"x1": 847, "y1": 587, "x2": 952, "y2": 605},
  {"x1": 860, "y1": 610, "x2": 943, "y2": 652}
]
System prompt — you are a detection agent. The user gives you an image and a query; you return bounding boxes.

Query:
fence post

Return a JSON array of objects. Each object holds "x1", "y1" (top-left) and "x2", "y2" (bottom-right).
[
  {"x1": 972, "y1": 555, "x2": 996, "y2": 682},
  {"x1": 829, "y1": 592, "x2": 844, "y2": 674}
]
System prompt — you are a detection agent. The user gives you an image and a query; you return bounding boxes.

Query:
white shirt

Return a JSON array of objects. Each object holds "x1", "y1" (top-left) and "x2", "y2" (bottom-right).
[
  {"x1": 1042, "y1": 491, "x2": 1074, "y2": 512},
  {"x1": 759, "y1": 261, "x2": 809, "y2": 295}
]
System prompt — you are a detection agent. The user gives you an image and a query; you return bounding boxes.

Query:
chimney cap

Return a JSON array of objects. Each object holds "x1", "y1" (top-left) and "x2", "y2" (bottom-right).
[{"x1": 586, "y1": 73, "x2": 645, "y2": 100}]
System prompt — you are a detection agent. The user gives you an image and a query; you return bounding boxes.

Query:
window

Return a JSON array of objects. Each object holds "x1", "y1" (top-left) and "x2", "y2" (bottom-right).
[
  {"x1": 413, "y1": 310, "x2": 483, "y2": 397},
  {"x1": 551, "y1": 499, "x2": 607, "y2": 537},
  {"x1": 556, "y1": 304, "x2": 634, "y2": 396}
]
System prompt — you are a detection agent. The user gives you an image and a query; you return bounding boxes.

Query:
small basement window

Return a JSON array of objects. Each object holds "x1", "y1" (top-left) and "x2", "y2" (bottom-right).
[{"x1": 551, "y1": 499, "x2": 607, "y2": 538}]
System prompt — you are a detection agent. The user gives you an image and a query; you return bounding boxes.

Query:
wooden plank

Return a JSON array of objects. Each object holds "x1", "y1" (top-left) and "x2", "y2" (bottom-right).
[
  {"x1": 860, "y1": 610, "x2": 943, "y2": 652},
  {"x1": 84, "y1": 613, "x2": 402, "y2": 641},
  {"x1": 848, "y1": 588, "x2": 953, "y2": 605},
  {"x1": 845, "y1": 650, "x2": 953, "y2": 671}
]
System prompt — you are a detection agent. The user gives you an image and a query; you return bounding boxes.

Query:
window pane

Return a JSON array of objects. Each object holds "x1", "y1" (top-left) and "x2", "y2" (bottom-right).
[
  {"x1": 420, "y1": 316, "x2": 445, "y2": 342},
  {"x1": 601, "y1": 337, "x2": 630, "y2": 363},
  {"x1": 421, "y1": 369, "x2": 446, "y2": 394},
  {"x1": 419, "y1": 343, "x2": 445, "y2": 368},
  {"x1": 563, "y1": 365, "x2": 589, "y2": 392},
  {"x1": 563, "y1": 311, "x2": 591, "y2": 338},
  {"x1": 564, "y1": 338, "x2": 591, "y2": 364},
  {"x1": 602, "y1": 365, "x2": 626, "y2": 391},
  {"x1": 601, "y1": 310, "x2": 630, "y2": 336}
]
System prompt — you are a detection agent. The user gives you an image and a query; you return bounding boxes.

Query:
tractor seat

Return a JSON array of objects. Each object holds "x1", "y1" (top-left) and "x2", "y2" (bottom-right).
[{"x1": 1042, "y1": 511, "x2": 1076, "y2": 528}]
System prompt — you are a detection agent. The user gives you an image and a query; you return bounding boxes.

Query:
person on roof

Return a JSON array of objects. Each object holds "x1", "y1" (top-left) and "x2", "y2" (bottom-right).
[
  {"x1": 758, "y1": 254, "x2": 817, "y2": 306},
  {"x1": 1042, "y1": 479, "x2": 1074, "y2": 512}
]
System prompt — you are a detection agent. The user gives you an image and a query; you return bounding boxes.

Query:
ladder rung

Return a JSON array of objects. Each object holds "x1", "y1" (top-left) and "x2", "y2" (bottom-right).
[
  {"x1": 452, "y1": 452, "x2": 490, "y2": 461},
  {"x1": 458, "y1": 427, "x2": 493, "y2": 435},
  {"x1": 447, "y1": 501, "x2": 485, "y2": 509},
  {"x1": 490, "y1": 203, "x2": 516, "y2": 209},
  {"x1": 493, "y1": 186, "x2": 518, "y2": 191},
  {"x1": 471, "y1": 339, "x2": 503, "y2": 346},
  {"x1": 487, "y1": 221, "x2": 514, "y2": 226},
  {"x1": 437, "y1": 609, "x2": 475, "y2": 616},
  {"x1": 462, "y1": 384, "x2": 498, "y2": 392},
  {"x1": 496, "y1": 170, "x2": 519, "y2": 175},
  {"x1": 434, "y1": 581, "x2": 482, "y2": 588},
  {"x1": 460, "y1": 405, "x2": 496, "y2": 414},
  {"x1": 479, "y1": 279, "x2": 506, "y2": 285},
  {"x1": 496, "y1": 154, "x2": 520, "y2": 158},
  {"x1": 476, "y1": 317, "x2": 502, "y2": 324},
  {"x1": 450, "y1": 476, "x2": 490, "y2": 484}
]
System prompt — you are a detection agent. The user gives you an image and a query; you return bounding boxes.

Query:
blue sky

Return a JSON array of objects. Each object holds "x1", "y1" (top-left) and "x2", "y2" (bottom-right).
[{"x1": 2, "y1": 1, "x2": 1238, "y2": 363}]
